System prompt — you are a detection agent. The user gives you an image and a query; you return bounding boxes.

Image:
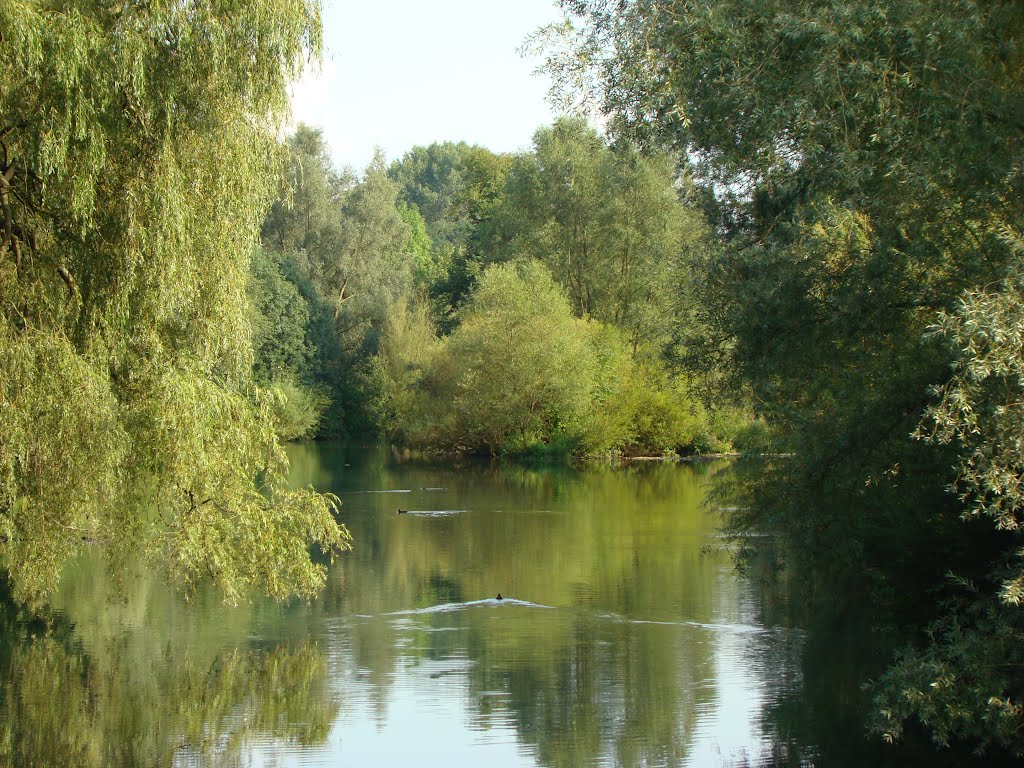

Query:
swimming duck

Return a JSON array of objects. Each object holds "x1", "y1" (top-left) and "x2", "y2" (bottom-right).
[
  {"x1": 397, "y1": 508, "x2": 408, "y2": 514},
  {"x1": 496, "y1": 593, "x2": 503, "y2": 601}
]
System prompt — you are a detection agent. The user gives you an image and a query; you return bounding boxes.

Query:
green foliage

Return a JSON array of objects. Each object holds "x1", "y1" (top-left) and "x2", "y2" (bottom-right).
[
  {"x1": 326, "y1": 155, "x2": 417, "y2": 355},
  {"x1": 374, "y1": 262, "x2": 722, "y2": 458},
  {"x1": 582, "y1": 327, "x2": 718, "y2": 456},
  {"x1": 617, "y1": 363, "x2": 716, "y2": 456},
  {"x1": 262, "y1": 124, "x2": 347, "y2": 255},
  {"x1": 267, "y1": 376, "x2": 330, "y2": 442},
  {"x1": 873, "y1": 584, "x2": 1024, "y2": 756},
  {"x1": 919, "y1": 256, "x2": 1024, "y2": 553},
  {"x1": 247, "y1": 248, "x2": 333, "y2": 440},
  {"x1": 392, "y1": 261, "x2": 597, "y2": 453},
  {"x1": 871, "y1": 250, "x2": 1024, "y2": 753},
  {"x1": 708, "y1": 406, "x2": 771, "y2": 453},
  {"x1": 255, "y1": 129, "x2": 436, "y2": 435},
  {"x1": 545, "y1": 0, "x2": 1024, "y2": 753},
  {"x1": 398, "y1": 202, "x2": 437, "y2": 285},
  {"x1": 389, "y1": 141, "x2": 512, "y2": 320},
  {"x1": 0, "y1": 0, "x2": 350, "y2": 606},
  {"x1": 488, "y1": 117, "x2": 705, "y2": 352},
  {"x1": 369, "y1": 293, "x2": 443, "y2": 442},
  {"x1": 248, "y1": 248, "x2": 315, "y2": 386},
  {"x1": 0, "y1": 331, "x2": 127, "y2": 603}
]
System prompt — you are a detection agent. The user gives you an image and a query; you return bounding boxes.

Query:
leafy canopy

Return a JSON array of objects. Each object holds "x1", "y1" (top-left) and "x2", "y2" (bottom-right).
[
  {"x1": 0, "y1": 0, "x2": 350, "y2": 606},
  {"x1": 542, "y1": 0, "x2": 1024, "y2": 753},
  {"x1": 487, "y1": 117, "x2": 704, "y2": 353}
]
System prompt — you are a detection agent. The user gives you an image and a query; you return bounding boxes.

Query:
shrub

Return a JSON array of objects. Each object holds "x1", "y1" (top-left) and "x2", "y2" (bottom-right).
[
  {"x1": 268, "y1": 377, "x2": 330, "y2": 441},
  {"x1": 374, "y1": 262, "x2": 729, "y2": 460}
]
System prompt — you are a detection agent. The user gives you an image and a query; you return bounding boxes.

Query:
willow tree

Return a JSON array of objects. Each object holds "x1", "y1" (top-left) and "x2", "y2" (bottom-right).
[{"x1": 0, "y1": 0, "x2": 350, "y2": 607}]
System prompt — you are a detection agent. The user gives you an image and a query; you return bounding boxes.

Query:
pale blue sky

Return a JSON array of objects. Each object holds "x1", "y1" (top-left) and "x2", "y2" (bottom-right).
[{"x1": 290, "y1": 0, "x2": 565, "y2": 172}]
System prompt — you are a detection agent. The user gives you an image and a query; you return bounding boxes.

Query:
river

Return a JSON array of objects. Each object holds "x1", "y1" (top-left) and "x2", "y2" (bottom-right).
[{"x1": 0, "y1": 442, "x2": 987, "y2": 766}]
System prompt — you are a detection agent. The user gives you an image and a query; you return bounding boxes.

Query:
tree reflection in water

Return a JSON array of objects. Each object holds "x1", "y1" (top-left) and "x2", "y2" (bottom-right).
[
  {"x1": 4, "y1": 444, "x2": 1005, "y2": 767},
  {"x1": 0, "y1": 569, "x2": 338, "y2": 767}
]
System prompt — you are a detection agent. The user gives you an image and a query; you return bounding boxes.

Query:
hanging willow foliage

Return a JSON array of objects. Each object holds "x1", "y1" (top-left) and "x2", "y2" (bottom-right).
[{"x1": 0, "y1": 0, "x2": 351, "y2": 607}]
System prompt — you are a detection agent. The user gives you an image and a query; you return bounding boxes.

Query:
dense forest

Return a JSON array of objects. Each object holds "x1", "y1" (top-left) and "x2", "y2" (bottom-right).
[
  {"x1": 252, "y1": 119, "x2": 751, "y2": 459},
  {"x1": 1, "y1": 0, "x2": 1023, "y2": 759}
]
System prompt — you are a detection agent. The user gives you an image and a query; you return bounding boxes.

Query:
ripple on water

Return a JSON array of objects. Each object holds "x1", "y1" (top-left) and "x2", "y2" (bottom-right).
[
  {"x1": 396, "y1": 509, "x2": 468, "y2": 516},
  {"x1": 345, "y1": 489, "x2": 413, "y2": 494},
  {"x1": 595, "y1": 611, "x2": 802, "y2": 638},
  {"x1": 383, "y1": 598, "x2": 555, "y2": 616}
]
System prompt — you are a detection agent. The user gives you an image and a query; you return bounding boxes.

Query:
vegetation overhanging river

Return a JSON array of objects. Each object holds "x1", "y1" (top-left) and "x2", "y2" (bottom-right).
[{"x1": 0, "y1": 443, "x2": 1006, "y2": 767}]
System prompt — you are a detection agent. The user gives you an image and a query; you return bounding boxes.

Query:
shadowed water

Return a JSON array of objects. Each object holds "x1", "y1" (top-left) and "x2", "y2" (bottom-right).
[{"x1": 0, "y1": 442, "x2": 992, "y2": 767}]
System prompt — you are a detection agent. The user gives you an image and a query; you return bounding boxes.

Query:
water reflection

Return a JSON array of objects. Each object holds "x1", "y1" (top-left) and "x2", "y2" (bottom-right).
[
  {"x1": 287, "y1": 443, "x2": 806, "y2": 767},
  {"x1": 1, "y1": 442, "x2": 985, "y2": 766},
  {"x1": 0, "y1": 563, "x2": 338, "y2": 767}
]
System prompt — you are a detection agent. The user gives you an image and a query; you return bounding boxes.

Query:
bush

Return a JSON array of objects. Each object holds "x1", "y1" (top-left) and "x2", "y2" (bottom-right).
[
  {"x1": 268, "y1": 377, "x2": 330, "y2": 441},
  {"x1": 709, "y1": 406, "x2": 772, "y2": 453},
  {"x1": 374, "y1": 262, "x2": 729, "y2": 460}
]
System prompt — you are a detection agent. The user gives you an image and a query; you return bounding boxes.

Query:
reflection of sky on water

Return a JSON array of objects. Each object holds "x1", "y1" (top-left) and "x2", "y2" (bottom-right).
[
  {"x1": 329, "y1": 655, "x2": 532, "y2": 768},
  {"x1": 249, "y1": 658, "x2": 533, "y2": 768},
  {"x1": 685, "y1": 566, "x2": 807, "y2": 767},
  {"x1": 22, "y1": 445, "x2": 820, "y2": 768},
  {"x1": 244, "y1": 594, "x2": 805, "y2": 767},
  {"x1": 243, "y1": 447, "x2": 809, "y2": 767}
]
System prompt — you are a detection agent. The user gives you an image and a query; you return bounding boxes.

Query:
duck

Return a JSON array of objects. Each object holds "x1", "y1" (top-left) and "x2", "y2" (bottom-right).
[
  {"x1": 397, "y1": 508, "x2": 408, "y2": 514},
  {"x1": 496, "y1": 593, "x2": 503, "y2": 601}
]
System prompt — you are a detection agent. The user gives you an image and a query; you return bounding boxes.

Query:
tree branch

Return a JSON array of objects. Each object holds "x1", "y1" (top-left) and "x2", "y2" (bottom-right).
[
  {"x1": 0, "y1": 193, "x2": 11, "y2": 256},
  {"x1": 56, "y1": 264, "x2": 80, "y2": 300},
  {"x1": 0, "y1": 160, "x2": 13, "y2": 256}
]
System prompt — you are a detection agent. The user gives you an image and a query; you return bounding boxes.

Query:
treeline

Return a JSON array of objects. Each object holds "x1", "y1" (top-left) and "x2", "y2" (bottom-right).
[{"x1": 253, "y1": 118, "x2": 754, "y2": 457}]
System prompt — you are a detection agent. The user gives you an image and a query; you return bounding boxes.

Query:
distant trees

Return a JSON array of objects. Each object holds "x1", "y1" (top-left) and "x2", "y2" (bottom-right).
[
  {"x1": 249, "y1": 248, "x2": 316, "y2": 386},
  {"x1": 488, "y1": 118, "x2": 705, "y2": 352},
  {"x1": 259, "y1": 121, "x2": 721, "y2": 451},
  {"x1": 389, "y1": 141, "x2": 512, "y2": 322},
  {"x1": 379, "y1": 120, "x2": 727, "y2": 457},
  {"x1": 263, "y1": 125, "x2": 346, "y2": 256},
  {"x1": 253, "y1": 127, "x2": 344, "y2": 437},
  {"x1": 254, "y1": 132, "x2": 430, "y2": 435},
  {"x1": 330, "y1": 156, "x2": 418, "y2": 356}
]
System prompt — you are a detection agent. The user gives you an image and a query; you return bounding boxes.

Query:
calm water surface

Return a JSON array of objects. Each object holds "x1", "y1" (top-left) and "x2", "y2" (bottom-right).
[{"x1": 0, "y1": 442, "x2": 969, "y2": 767}]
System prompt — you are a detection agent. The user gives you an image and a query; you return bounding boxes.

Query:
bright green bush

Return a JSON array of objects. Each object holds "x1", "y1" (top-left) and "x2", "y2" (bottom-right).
[
  {"x1": 708, "y1": 406, "x2": 771, "y2": 453},
  {"x1": 427, "y1": 260, "x2": 598, "y2": 453},
  {"x1": 268, "y1": 377, "x2": 330, "y2": 442},
  {"x1": 618, "y1": 370, "x2": 712, "y2": 455},
  {"x1": 374, "y1": 262, "x2": 730, "y2": 459}
]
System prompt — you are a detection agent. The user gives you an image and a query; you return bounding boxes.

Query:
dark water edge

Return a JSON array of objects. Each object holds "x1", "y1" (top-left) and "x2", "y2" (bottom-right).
[{"x1": 0, "y1": 441, "x2": 1016, "y2": 767}]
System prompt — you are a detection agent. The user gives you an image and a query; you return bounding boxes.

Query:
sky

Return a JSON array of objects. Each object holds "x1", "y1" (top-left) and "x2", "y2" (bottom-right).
[{"x1": 289, "y1": 0, "x2": 566, "y2": 172}]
